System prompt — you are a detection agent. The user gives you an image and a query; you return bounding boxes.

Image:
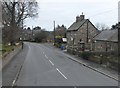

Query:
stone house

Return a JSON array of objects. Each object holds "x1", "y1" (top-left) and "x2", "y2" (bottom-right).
[
  {"x1": 94, "y1": 29, "x2": 118, "y2": 53},
  {"x1": 67, "y1": 13, "x2": 98, "y2": 51}
]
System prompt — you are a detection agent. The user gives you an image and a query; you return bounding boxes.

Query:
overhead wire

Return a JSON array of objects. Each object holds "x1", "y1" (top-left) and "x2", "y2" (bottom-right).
[{"x1": 89, "y1": 7, "x2": 119, "y2": 18}]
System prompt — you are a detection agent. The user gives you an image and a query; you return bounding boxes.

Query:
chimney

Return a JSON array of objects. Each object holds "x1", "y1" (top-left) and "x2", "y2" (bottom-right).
[
  {"x1": 79, "y1": 12, "x2": 85, "y2": 21},
  {"x1": 76, "y1": 12, "x2": 85, "y2": 22},
  {"x1": 76, "y1": 15, "x2": 80, "y2": 22}
]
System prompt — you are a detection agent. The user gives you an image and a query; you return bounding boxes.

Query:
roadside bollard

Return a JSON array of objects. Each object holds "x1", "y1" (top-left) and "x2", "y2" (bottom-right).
[{"x1": 22, "y1": 42, "x2": 23, "y2": 49}]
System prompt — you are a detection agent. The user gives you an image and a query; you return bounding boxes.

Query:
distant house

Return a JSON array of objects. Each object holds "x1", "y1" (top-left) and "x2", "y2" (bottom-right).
[
  {"x1": 54, "y1": 25, "x2": 67, "y2": 47},
  {"x1": 55, "y1": 25, "x2": 67, "y2": 38},
  {"x1": 67, "y1": 13, "x2": 98, "y2": 51},
  {"x1": 32, "y1": 26, "x2": 42, "y2": 35},
  {"x1": 21, "y1": 28, "x2": 32, "y2": 41},
  {"x1": 94, "y1": 29, "x2": 118, "y2": 52},
  {"x1": 21, "y1": 26, "x2": 44, "y2": 41}
]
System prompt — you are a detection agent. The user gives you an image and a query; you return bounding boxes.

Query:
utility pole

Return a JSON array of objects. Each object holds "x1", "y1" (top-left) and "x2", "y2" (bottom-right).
[
  {"x1": 117, "y1": 22, "x2": 120, "y2": 83},
  {"x1": 22, "y1": 19, "x2": 24, "y2": 49},
  {"x1": 118, "y1": 22, "x2": 120, "y2": 86},
  {"x1": 54, "y1": 21, "x2": 56, "y2": 45},
  {"x1": 32, "y1": 26, "x2": 33, "y2": 41},
  {"x1": 118, "y1": 22, "x2": 120, "y2": 57}
]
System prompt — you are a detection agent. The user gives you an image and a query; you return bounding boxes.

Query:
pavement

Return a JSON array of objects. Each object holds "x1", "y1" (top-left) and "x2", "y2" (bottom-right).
[
  {"x1": 2, "y1": 45, "x2": 22, "y2": 70},
  {"x1": 1, "y1": 45, "x2": 22, "y2": 87},
  {"x1": 2, "y1": 43, "x2": 29, "y2": 86},
  {"x1": 12, "y1": 42, "x2": 118, "y2": 86}
]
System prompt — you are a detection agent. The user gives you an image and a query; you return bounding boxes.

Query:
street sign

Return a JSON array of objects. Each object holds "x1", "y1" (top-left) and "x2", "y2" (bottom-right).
[{"x1": 62, "y1": 38, "x2": 67, "y2": 42}]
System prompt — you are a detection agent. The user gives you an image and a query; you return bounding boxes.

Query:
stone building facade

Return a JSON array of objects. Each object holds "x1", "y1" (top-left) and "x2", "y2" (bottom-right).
[
  {"x1": 94, "y1": 29, "x2": 118, "y2": 53},
  {"x1": 67, "y1": 14, "x2": 98, "y2": 52}
]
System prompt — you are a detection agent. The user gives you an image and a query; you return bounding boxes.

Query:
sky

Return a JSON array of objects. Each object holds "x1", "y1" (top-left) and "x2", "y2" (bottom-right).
[
  {"x1": 25, "y1": 0, "x2": 120, "y2": 31},
  {"x1": 118, "y1": 1, "x2": 120, "y2": 22}
]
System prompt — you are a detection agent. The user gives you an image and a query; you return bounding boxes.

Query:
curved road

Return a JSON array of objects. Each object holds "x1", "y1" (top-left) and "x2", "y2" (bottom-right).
[{"x1": 15, "y1": 42, "x2": 118, "y2": 86}]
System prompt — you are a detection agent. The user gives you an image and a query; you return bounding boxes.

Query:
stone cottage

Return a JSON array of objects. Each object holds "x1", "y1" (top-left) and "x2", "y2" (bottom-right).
[
  {"x1": 67, "y1": 13, "x2": 98, "y2": 52},
  {"x1": 94, "y1": 29, "x2": 118, "y2": 53}
]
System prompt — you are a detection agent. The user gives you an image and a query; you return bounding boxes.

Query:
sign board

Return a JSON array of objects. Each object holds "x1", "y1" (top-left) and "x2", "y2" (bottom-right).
[{"x1": 62, "y1": 38, "x2": 67, "y2": 42}]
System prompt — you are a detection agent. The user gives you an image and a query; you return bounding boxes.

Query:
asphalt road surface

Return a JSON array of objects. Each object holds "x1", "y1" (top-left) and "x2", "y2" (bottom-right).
[{"x1": 15, "y1": 42, "x2": 118, "y2": 86}]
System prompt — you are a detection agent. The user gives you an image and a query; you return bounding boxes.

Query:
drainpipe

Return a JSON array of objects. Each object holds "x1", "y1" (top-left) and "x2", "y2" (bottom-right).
[{"x1": 86, "y1": 20, "x2": 89, "y2": 43}]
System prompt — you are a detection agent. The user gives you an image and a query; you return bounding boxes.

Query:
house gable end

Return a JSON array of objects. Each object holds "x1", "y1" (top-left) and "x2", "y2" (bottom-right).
[
  {"x1": 67, "y1": 20, "x2": 87, "y2": 32},
  {"x1": 87, "y1": 19, "x2": 98, "y2": 31}
]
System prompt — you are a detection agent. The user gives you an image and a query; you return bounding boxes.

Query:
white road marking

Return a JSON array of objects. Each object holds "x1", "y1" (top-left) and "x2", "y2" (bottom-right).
[
  {"x1": 12, "y1": 80, "x2": 16, "y2": 86},
  {"x1": 49, "y1": 60, "x2": 54, "y2": 66},
  {"x1": 56, "y1": 68, "x2": 67, "y2": 79},
  {"x1": 45, "y1": 55, "x2": 48, "y2": 59}
]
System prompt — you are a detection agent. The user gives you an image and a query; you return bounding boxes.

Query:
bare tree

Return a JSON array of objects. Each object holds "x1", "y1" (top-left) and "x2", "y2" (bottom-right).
[
  {"x1": 2, "y1": 0, "x2": 39, "y2": 45},
  {"x1": 95, "y1": 23, "x2": 110, "y2": 31},
  {"x1": 34, "y1": 30, "x2": 49, "y2": 43}
]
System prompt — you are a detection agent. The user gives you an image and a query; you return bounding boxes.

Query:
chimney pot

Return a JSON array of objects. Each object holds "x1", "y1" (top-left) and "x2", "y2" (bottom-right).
[{"x1": 76, "y1": 13, "x2": 85, "y2": 22}]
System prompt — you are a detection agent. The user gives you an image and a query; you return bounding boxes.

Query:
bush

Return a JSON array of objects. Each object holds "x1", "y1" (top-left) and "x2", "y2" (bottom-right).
[
  {"x1": 79, "y1": 51, "x2": 92, "y2": 60},
  {"x1": 89, "y1": 56, "x2": 102, "y2": 64},
  {"x1": 108, "y1": 57, "x2": 119, "y2": 70}
]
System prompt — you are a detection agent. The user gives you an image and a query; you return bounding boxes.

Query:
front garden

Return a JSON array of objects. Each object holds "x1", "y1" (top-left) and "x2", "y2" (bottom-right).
[{"x1": 78, "y1": 51, "x2": 119, "y2": 71}]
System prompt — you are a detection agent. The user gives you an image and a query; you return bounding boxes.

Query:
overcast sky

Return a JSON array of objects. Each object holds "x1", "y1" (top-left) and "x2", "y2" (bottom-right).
[{"x1": 25, "y1": 0, "x2": 120, "y2": 31}]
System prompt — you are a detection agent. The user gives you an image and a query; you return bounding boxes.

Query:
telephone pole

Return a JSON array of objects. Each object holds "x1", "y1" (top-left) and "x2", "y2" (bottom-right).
[
  {"x1": 118, "y1": 22, "x2": 120, "y2": 87},
  {"x1": 118, "y1": 22, "x2": 120, "y2": 57},
  {"x1": 22, "y1": 19, "x2": 24, "y2": 49},
  {"x1": 54, "y1": 21, "x2": 56, "y2": 45}
]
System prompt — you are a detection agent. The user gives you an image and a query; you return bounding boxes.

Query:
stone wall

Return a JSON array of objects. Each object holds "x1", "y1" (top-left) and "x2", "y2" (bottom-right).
[{"x1": 95, "y1": 41, "x2": 118, "y2": 52}]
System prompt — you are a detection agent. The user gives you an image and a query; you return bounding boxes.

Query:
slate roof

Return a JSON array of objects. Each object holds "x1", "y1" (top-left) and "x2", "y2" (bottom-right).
[
  {"x1": 94, "y1": 29, "x2": 118, "y2": 42},
  {"x1": 67, "y1": 19, "x2": 87, "y2": 31}
]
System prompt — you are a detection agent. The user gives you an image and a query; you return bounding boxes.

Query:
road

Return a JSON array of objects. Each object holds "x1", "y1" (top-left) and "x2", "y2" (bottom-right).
[{"x1": 15, "y1": 42, "x2": 118, "y2": 86}]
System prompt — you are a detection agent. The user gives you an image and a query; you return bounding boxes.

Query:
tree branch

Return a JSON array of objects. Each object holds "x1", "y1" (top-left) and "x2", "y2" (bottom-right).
[{"x1": 4, "y1": 2, "x2": 12, "y2": 13}]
